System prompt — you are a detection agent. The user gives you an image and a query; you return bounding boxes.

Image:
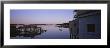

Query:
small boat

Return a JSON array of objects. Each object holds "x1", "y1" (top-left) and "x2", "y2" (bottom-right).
[
  {"x1": 59, "y1": 29, "x2": 62, "y2": 31},
  {"x1": 43, "y1": 30, "x2": 47, "y2": 32}
]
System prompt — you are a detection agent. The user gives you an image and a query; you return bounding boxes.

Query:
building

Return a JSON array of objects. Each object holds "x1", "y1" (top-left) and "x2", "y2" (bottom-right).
[{"x1": 74, "y1": 10, "x2": 101, "y2": 39}]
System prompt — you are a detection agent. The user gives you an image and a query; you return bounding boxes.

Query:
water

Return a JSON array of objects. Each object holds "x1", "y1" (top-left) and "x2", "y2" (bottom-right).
[{"x1": 11, "y1": 25, "x2": 70, "y2": 39}]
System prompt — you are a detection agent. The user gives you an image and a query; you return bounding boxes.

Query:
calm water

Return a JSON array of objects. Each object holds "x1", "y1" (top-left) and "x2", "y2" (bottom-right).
[{"x1": 11, "y1": 25, "x2": 70, "y2": 39}]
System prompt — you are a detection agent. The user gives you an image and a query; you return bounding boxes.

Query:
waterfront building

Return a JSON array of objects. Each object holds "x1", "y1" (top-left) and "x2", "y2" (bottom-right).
[{"x1": 74, "y1": 10, "x2": 101, "y2": 39}]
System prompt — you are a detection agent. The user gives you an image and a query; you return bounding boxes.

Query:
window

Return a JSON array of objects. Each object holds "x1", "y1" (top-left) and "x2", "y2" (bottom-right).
[{"x1": 87, "y1": 24, "x2": 95, "y2": 32}]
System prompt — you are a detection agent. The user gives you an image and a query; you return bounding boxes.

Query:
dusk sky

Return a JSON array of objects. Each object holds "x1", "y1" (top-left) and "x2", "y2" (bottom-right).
[{"x1": 10, "y1": 9, "x2": 75, "y2": 24}]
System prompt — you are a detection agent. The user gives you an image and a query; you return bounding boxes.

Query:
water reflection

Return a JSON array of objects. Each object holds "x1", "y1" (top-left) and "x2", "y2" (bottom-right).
[{"x1": 10, "y1": 24, "x2": 70, "y2": 39}]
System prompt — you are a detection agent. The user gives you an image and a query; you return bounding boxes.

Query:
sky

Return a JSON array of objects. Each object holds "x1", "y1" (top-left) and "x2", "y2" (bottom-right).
[{"x1": 10, "y1": 9, "x2": 75, "y2": 24}]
